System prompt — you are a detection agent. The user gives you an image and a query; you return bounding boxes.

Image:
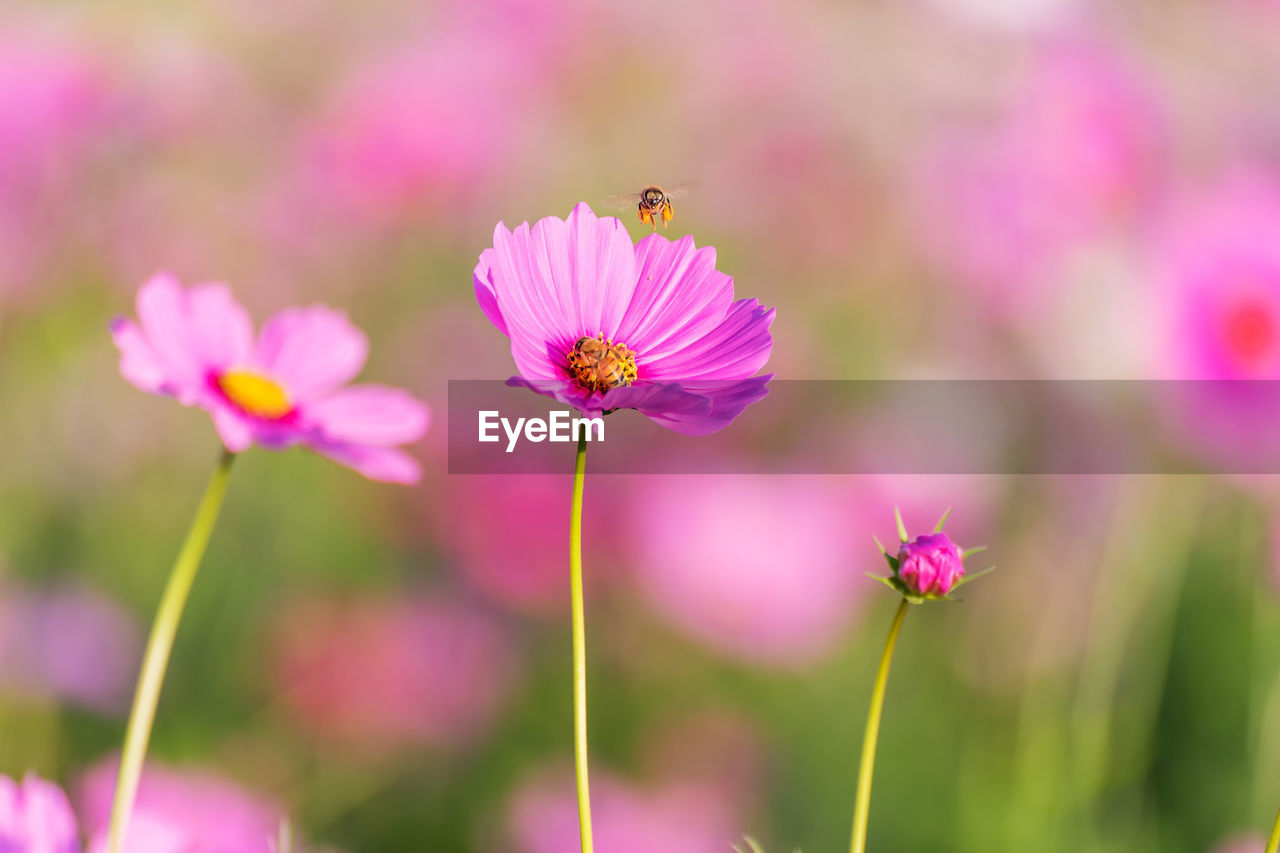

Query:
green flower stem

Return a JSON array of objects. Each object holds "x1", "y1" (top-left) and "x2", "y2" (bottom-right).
[
  {"x1": 849, "y1": 598, "x2": 910, "y2": 853},
  {"x1": 1266, "y1": 805, "x2": 1280, "y2": 853},
  {"x1": 106, "y1": 450, "x2": 235, "y2": 853},
  {"x1": 569, "y1": 434, "x2": 594, "y2": 853}
]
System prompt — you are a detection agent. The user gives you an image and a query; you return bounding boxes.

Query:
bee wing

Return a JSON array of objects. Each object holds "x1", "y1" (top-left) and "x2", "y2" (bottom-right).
[
  {"x1": 662, "y1": 182, "x2": 697, "y2": 199},
  {"x1": 601, "y1": 192, "x2": 643, "y2": 210}
]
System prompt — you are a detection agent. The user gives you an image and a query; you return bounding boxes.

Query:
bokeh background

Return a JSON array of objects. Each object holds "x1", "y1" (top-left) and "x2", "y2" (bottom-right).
[{"x1": 3, "y1": 1, "x2": 1280, "y2": 850}]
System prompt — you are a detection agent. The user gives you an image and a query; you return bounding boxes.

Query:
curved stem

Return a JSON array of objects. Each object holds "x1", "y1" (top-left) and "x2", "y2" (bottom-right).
[
  {"x1": 850, "y1": 598, "x2": 910, "y2": 853},
  {"x1": 1266, "y1": 805, "x2": 1280, "y2": 853},
  {"x1": 106, "y1": 451, "x2": 235, "y2": 853},
  {"x1": 569, "y1": 434, "x2": 594, "y2": 853}
]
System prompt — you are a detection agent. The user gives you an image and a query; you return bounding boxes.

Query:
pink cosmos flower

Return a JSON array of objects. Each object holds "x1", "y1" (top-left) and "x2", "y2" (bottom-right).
[
  {"x1": 1155, "y1": 173, "x2": 1280, "y2": 379},
  {"x1": 506, "y1": 768, "x2": 739, "y2": 853},
  {"x1": 0, "y1": 773, "x2": 80, "y2": 853},
  {"x1": 913, "y1": 42, "x2": 1162, "y2": 316},
  {"x1": 77, "y1": 759, "x2": 283, "y2": 853},
  {"x1": 291, "y1": 37, "x2": 531, "y2": 226},
  {"x1": 111, "y1": 273, "x2": 429, "y2": 483},
  {"x1": 271, "y1": 595, "x2": 517, "y2": 750},
  {"x1": 474, "y1": 203, "x2": 774, "y2": 434},
  {"x1": 896, "y1": 532, "x2": 966, "y2": 597},
  {"x1": 1149, "y1": 174, "x2": 1280, "y2": 472},
  {"x1": 0, "y1": 27, "x2": 116, "y2": 302},
  {"x1": 628, "y1": 476, "x2": 867, "y2": 665}
]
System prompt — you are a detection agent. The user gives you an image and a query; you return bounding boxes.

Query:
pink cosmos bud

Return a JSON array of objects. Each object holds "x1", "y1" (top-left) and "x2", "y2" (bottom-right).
[{"x1": 896, "y1": 532, "x2": 966, "y2": 597}]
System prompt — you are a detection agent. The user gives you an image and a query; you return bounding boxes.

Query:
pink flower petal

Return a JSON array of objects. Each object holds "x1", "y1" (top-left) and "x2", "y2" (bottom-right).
[
  {"x1": 210, "y1": 407, "x2": 254, "y2": 453},
  {"x1": 0, "y1": 773, "x2": 81, "y2": 853},
  {"x1": 252, "y1": 305, "x2": 368, "y2": 401},
  {"x1": 616, "y1": 233, "x2": 734, "y2": 356},
  {"x1": 311, "y1": 442, "x2": 422, "y2": 484},
  {"x1": 643, "y1": 299, "x2": 775, "y2": 381},
  {"x1": 305, "y1": 384, "x2": 430, "y2": 446},
  {"x1": 649, "y1": 376, "x2": 773, "y2": 436},
  {"x1": 483, "y1": 204, "x2": 638, "y2": 379},
  {"x1": 474, "y1": 247, "x2": 509, "y2": 336},
  {"x1": 185, "y1": 283, "x2": 253, "y2": 371},
  {"x1": 87, "y1": 814, "x2": 188, "y2": 853},
  {"x1": 134, "y1": 272, "x2": 207, "y2": 401},
  {"x1": 110, "y1": 316, "x2": 170, "y2": 395}
]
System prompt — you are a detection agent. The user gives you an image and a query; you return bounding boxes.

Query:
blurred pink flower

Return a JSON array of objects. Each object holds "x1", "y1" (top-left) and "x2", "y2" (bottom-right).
[
  {"x1": 0, "y1": 27, "x2": 116, "y2": 300},
  {"x1": 429, "y1": 476, "x2": 612, "y2": 615},
  {"x1": 475, "y1": 203, "x2": 774, "y2": 434},
  {"x1": 897, "y1": 531, "x2": 966, "y2": 597},
  {"x1": 78, "y1": 759, "x2": 282, "y2": 853},
  {"x1": 111, "y1": 273, "x2": 429, "y2": 482},
  {"x1": 505, "y1": 768, "x2": 738, "y2": 853},
  {"x1": 0, "y1": 773, "x2": 80, "y2": 853},
  {"x1": 0, "y1": 582, "x2": 141, "y2": 713},
  {"x1": 627, "y1": 476, "x2": 867, "y2": 666},
  {"x1": 1154, "y1": 174, "x2": 1280, "y2": 379},
  {"x1": 1147, "y1": 174, "x2": 1280, "y2": 471},
  {"x1": 914, "y1": 42, "x2": 1163, "y2": 315},
  {"x1": 272, "y1": 595, "x2": 517, "y2": 749},
  {"x1": 274, "y1": 26, "x2": 553, "y2": 238}
]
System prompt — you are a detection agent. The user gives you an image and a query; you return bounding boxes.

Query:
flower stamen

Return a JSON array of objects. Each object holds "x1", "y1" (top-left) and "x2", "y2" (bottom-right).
[
  {"x1": 567, "y1": 334, "x2": 637, "y2": 395},
  {"x1": 218, "y1": 369, "x2": 293, "y2": 419}
]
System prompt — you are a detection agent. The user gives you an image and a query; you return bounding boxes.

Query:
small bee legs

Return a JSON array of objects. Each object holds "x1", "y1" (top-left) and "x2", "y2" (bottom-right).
[
  {"x1": 639, "y1": 205, "x2": 655, "y2": 229},
  {"x1": 661, "y1": 201, "x2": 674, "y2": 229}
]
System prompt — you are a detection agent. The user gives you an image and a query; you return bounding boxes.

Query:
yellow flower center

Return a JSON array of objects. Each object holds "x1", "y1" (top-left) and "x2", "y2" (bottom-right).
[{"x1": 218, "y1": 369, "x2": 293, "y2": 419}]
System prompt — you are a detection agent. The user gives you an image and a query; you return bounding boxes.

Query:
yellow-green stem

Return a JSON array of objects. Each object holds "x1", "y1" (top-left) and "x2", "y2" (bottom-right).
[
  {"x1": 569, "y1": 434, "x2": 594, "y2": 853},
  {"x1": 1266, "y1": 805, "x2": 1280, "y2": 853},
  {"x1": 849, "y1": 598, "x2": 910, "y2": 853},
  {"x1": 105, "y1": 450, "x2": 235, "y2": 853}
]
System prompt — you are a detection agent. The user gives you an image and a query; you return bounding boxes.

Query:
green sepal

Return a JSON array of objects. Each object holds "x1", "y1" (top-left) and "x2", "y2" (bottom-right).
[
  {"x1": 933, "y1": 507, "x2": 953, "y2": 533},
  {"x1": 867, "y1": 572, "x2": 929, "y2": 604},
  {"x1": 950, "y1": 564, "x2": 995, "y2": 590},
  {"x1": 873, "y1": 536, "x2": 900, "y2": 572},
  {"x1": 894, "y1": 506, "x2": 909, "y2": 542},
  {"x1": 961, "y1": 545, "x2": 988, "y2": 559},
  {"x1": 866, "y1": 572, "x2": 900, "y2": 593},
  {"x1": 732, "y1": 838, "x2": 766, "y2": 853}
]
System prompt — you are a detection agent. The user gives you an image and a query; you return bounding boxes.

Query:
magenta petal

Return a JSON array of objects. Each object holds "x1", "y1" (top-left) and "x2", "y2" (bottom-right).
[
  {"x1": 110, "y1": 317, "x2": 170, "y2": 395},
  {"x1": 486, "y1": 204, "x2": 638, "y2": 379},
  {"x1": 185, "y1": 283, "x2": 253, "y2": 371},
  {"x1": 505, "y1": 376, "x2": 594, "y2": 413},
  {"x1": 652, "y1": 376, "x2": 772, "y2": 436},
  {"x1": 311, "y1": 442, "x2": 422, "y2": 484},
  {"x1": 643, "y1": 299, "x2": 775, "y2": 381},
  {"x1": 252, "y1": 306, "x2": 369, "y2": 401},
  {"x1": 590, "y1": 382, "x2": 711, "y2": 420},
  {"x1": 0, "y1": 773, "x2": 81, "y2": 853},
  {"x1": 616, "y1": 233, "x2": 734, "y2": 356},
  {"x1": 305, "y1": 384, "x2": 430, "y2": 446},
  {"x1": 211, "y1": 407, "x2": 254, "y2": 453},
  {"x1": 134, "y1": 273, "x2": 207, "y2": 400},
  {"x1": 474, "y1": 247, "x2": 508, "y2": 336}
]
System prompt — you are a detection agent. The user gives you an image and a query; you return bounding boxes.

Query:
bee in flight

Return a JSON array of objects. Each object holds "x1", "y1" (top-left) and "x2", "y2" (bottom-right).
[{"x1": 602, "y1": 184, "x2": 692, "y2": 230}]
